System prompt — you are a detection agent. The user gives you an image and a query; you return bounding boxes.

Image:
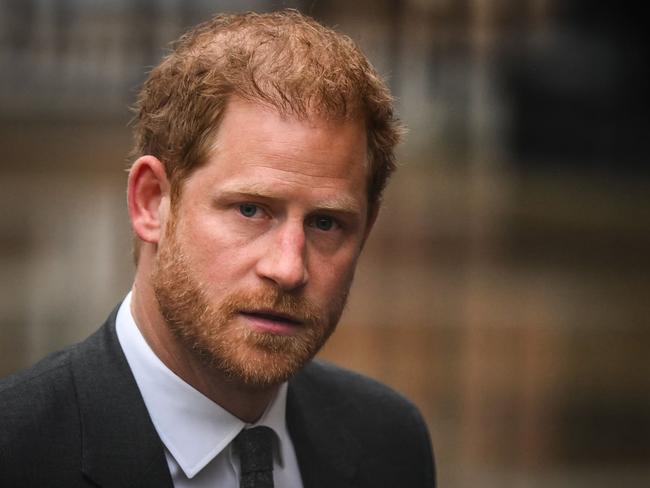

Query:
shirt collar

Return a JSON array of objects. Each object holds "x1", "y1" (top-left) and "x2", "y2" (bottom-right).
[{"x1": 115, "y1": 292, "x2": 289, "y2": 478}]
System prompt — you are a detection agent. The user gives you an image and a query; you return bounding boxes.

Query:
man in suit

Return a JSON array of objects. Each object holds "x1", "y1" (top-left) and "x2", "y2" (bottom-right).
[{"x1": 0, "y1": 10, "x2": 435, "y2": 487}]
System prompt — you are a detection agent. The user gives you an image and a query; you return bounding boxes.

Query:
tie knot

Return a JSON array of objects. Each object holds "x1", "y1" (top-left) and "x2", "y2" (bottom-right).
[{"x1": 234, "y1": 426, "x2": 275, "y2": 475}]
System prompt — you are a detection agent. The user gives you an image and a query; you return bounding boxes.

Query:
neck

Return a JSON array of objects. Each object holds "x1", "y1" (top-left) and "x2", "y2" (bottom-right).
[{"x1": 129, "y1": 267, "x2": 277, "y2": 423}]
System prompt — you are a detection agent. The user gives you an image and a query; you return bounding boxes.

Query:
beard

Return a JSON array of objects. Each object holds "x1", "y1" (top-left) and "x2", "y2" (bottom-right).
[{"x1": 151, "y1": 218, "x2": 350, "y2": 389}]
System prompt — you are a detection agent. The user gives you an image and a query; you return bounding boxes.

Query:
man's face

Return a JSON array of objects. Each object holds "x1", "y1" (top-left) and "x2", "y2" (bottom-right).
[{"x1": 152, "y1": 99, "x2": 371, "y2": 389}]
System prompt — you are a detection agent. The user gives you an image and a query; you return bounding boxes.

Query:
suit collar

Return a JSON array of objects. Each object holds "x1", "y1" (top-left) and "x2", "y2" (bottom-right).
[
  {"x1": 70, "y1": 308, "x2": 172, "y2": 488},
  {"x1": 287, "y1": 363, "x2": 361, "y2": 488}
]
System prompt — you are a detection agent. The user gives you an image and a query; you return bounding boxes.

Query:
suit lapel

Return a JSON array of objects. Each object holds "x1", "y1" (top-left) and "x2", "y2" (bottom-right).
[
  {"x1": 287, "y1": 364, "x2": 361, "y2": 488},
  {"x1": 70, "y1": 310, "x2": 173, "y2": 488}
]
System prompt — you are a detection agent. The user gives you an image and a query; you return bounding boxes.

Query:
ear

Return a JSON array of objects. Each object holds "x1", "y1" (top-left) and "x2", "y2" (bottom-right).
[{"x1": 127, "y1": 155, "x2": 171, "y2": 245}]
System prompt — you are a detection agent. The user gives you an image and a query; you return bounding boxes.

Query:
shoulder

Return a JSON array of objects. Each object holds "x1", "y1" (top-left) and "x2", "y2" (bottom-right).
[
  {"x1": 292, "y1": 360, "x2": 430, "y2": 438},
  {"x1": 0, "y1": 311, "x2": 118, "y2": 433},
  {"x1": 0, "y1": 345, "x2": 77, "y2": 414},
  {"x1": 294, "y1": 359, "x2": 424, "y2": 421},
  {"x1": 0, "y1": 306, "x2": 119, "y2": 405},
  {"x1": 290, "y1": 360, "x2": 436, "y2": 486},
  {"x1": 0, "y1": 344, "x2": 83, "y2": 482},
  {"x1": 0, "y1": 312, "x2": 123, "y2": 486},
  {"x1": 290, "y1": 361, "x2": 429, "y2": 446}
]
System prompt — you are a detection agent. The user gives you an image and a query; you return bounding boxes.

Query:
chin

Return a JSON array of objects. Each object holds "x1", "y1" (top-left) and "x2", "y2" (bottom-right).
[{"x1": 195, "y1": 324, "x2": 333, "y2": 389}]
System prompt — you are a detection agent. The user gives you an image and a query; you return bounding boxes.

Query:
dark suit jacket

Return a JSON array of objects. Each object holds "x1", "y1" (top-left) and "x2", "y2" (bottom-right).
[{"x1": 0, "y1": 309, "x2": 435, "y2": 487}]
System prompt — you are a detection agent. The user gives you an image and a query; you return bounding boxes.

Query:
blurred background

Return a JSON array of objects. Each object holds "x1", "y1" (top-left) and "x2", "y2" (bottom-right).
[{"x1": 1, "y1": 0, "x2": 648, "y2": 486}]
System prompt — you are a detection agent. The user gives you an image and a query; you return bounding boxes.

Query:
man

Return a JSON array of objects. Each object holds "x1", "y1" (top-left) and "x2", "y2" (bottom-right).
[{"x1": 0, "y1": 10, "x2": 435, "y2": 487}]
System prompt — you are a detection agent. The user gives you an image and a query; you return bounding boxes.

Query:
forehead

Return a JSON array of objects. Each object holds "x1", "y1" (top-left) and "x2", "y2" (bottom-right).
[{"x1": 188, "y1": 99, "x2": 369, "y2": 205}]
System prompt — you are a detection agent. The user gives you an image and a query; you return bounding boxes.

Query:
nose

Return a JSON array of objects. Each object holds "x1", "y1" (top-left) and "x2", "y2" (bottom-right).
[{"x1": 256, "y1": 221, "x2": 308, "y2": 291}]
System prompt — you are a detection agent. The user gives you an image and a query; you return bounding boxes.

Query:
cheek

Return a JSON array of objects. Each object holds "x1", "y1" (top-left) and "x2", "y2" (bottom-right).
[
  {"x1": 309, "y1": 251, "x2": 359, "y2": 296},
  {"x1": 176, "y1": 218, "x2": 255, "y2": 282}
]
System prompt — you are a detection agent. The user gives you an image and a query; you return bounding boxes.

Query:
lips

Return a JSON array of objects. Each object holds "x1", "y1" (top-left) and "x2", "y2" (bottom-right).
[
  {"x1": 241, "y1": 310, "x2": 301, "y2": 323},
  {"x1": 239, "y1": 310, "x2": 304, "y2": 331}
]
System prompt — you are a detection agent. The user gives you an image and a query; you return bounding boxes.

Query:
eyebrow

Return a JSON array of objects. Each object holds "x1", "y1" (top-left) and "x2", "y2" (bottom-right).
[{"x1": 216, "y1": 185, "x2": 363, "y2": 215}]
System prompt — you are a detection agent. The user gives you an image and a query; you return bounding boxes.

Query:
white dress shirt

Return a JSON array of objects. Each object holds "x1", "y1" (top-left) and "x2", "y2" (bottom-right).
[{"x1": 115, "y1": 292, "x2": 304, "y2": 488}]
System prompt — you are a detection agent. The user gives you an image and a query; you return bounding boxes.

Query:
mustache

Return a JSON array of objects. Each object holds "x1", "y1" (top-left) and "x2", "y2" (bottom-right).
[{"x1": 219, "y1": 287, "x2": 323, "y2": 325}]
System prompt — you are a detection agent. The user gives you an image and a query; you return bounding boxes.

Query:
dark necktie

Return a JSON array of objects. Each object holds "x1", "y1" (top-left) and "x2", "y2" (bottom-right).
[{"x1": 234, "y1": 426, "x2": 275, "y2": 488}]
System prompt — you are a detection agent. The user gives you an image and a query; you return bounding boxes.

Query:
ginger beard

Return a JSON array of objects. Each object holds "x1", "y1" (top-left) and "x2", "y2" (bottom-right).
[{"x1": 151, "y1": 213, "x2": 350, "y2": 389}]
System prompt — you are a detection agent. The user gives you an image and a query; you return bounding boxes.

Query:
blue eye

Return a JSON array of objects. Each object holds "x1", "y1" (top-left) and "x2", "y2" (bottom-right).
[
  {"x1": 239, "y1": 204, "x2": 258, "y2": 217},
  {"x1": 313, "y1": 216, "x2": 334, "y2": 231}
]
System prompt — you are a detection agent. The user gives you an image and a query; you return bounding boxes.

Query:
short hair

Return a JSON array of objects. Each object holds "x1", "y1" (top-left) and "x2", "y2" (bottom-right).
[{"x1": 131, "y1": 9, "x2": 403, "y2": 208}]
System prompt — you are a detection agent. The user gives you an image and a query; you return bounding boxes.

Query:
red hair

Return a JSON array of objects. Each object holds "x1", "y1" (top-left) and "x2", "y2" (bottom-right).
[{"x1": 131, "y1": 10, "x2": 403, "y2": 207}]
